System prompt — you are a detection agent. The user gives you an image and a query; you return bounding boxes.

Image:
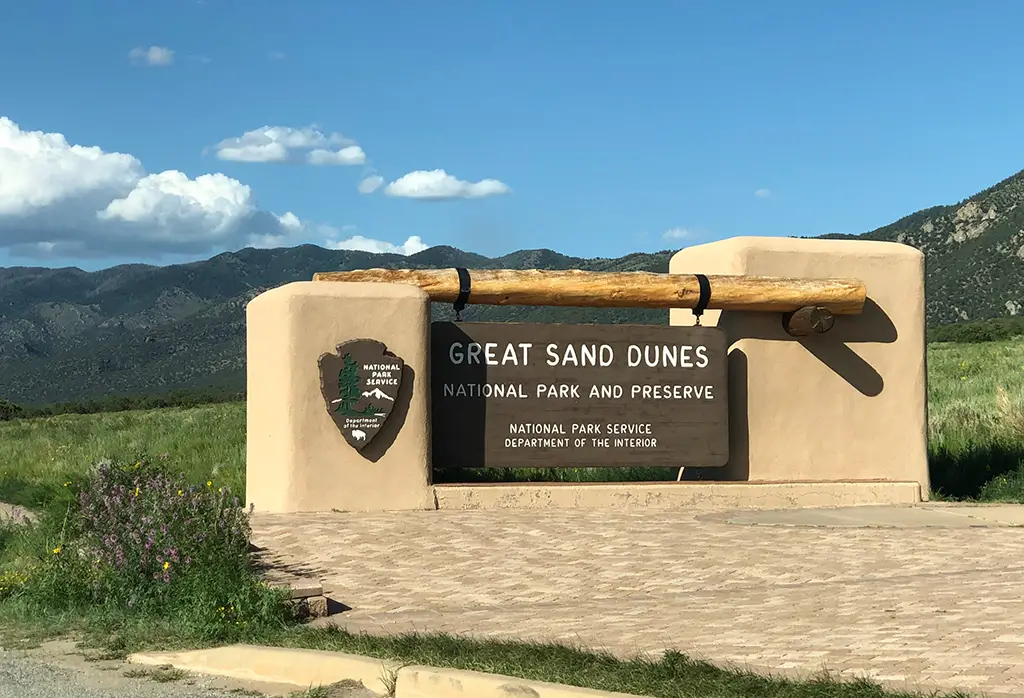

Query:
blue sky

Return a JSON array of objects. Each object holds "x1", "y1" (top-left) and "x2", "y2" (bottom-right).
[{"x1": 2, "y1": 0, "x2": 1023, "y2": 270}]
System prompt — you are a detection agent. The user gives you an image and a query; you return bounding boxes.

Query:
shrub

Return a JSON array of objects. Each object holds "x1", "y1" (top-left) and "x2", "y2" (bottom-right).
[
  {"x1": 0, "y1": 570, "x2": 28, "y2": 601},
  {"x1": 18, "y1": 456, "x2": 291, "y2": 630},
  {"x1": 0, "y1": 398, "x2": 24, "y2": 422},
  {"x1": 929, "y1": 317, "x2": 1024, "y2": 343},
  {"x1": 977, "y1": 467, "x2": 1024, "y2": 503}
]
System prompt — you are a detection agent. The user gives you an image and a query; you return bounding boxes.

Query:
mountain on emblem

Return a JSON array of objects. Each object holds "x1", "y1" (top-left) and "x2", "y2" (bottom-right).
[
  {"x1": 318, "y1": 339, "x2": 404, "y2": 452},
  {"x1": 361, "y1": 388, "x2": 394, "y2": 402}
]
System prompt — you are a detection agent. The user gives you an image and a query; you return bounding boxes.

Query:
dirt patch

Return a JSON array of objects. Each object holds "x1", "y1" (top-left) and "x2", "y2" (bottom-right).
[{"x1": 0, "y1": 502, "x2": 35, "y2": 525}]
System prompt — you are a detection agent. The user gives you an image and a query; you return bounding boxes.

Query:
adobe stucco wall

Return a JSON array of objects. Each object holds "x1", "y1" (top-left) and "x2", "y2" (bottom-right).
[
  {"x1": 669, "y1": 236, "x2": 929, "y2": 497},
  {"x1": 245, "y1": 281, "x2": 434, "y2": 513}
]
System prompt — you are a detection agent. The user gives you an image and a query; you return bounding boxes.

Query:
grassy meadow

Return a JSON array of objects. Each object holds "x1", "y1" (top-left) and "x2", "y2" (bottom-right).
[
  {"x1": 926, "y1": 338, "x2": 1024, "y2": 500},
  {"x1": 0, "y1": 403, "x2": 246, "y2": 510},
  {"x1": 1, "y1": 338, "x2": 1024, "y2": 508}
]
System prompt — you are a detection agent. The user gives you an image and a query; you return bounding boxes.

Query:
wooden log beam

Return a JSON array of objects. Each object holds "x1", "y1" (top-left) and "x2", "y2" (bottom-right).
[
  {"x1": 311, "y1": 268, "x2": 867, "y2": 315},
  {"x1": 782, "y1": 306, "x2": 836, "y2": 336}
]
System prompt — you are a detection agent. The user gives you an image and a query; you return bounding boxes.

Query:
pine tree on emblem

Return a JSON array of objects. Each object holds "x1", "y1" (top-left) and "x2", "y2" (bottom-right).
[{"x1": 335, "y1": 354, "x2": 361, "y2": 415}]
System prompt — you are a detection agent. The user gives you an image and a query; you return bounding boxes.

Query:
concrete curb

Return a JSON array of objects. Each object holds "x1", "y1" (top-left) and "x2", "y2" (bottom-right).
[
  {"x1": 434, "y1": 481, "x2": 923, "y2": 510},
  {"x1": 128, "y1": 644, "x2": 653, "y2": 698},
  {"x1": 129, "y1": 644, "x2": 400, "y2": 694},
  {"x1": 396, "y1": 664, "x2": 653, "y2": 698}
]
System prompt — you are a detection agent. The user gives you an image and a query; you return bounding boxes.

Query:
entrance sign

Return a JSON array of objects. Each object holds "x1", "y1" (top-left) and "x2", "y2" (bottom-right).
[
  {"x1": 430, "y1": 322, "x2": 728, "y2": 468},
  {"x1": 319, "y1": 339, "x2": 404, "y2": 451}
]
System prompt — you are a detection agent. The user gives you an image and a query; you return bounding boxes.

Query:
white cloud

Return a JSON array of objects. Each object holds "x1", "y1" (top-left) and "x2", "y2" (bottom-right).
[
  {"x1": 129, "y1": 46, "x2": 175, "y2": 66},
  {"x1": 0, "y1": 116, "x2": 301, "y2": 257},
  {"x1": 307, "y1": 146, "x2": 366, "y2": 166},
  {"x1": 383, "y1": 169, "x2": 510, "y2": 200},
  {"x1": 357, "y1": 175, "x2": 385, "y2": 194},
  {"x1": 663, "y1": 227, "x2": 696, "y2": 240},
  {"x1": 277, "y1": 212, "x2": 302, "y2": 231},
  {"x1": 97, "y1": 171, "x2": 255, "y2": 242},
  {"x1": 755, "y1": 188, "x2": 772, "y2": 199},
  {"x1": 217, "y1": 142, "x2": 289, "y2": 163},
  {"x1": 213, "y1": 126, "x2": 361, "y2": 164},
  {"x1": 326, "y1": 234, "x2": 429, "y2": 256}
]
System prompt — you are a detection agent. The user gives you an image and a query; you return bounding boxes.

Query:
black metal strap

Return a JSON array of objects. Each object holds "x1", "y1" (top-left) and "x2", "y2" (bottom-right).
[
  {"x1": 693, "y1": 274, "x2": 711, "y2": 325},
  {"x1": 453, "y1": 267, "x2": 471, "y2": 321}
]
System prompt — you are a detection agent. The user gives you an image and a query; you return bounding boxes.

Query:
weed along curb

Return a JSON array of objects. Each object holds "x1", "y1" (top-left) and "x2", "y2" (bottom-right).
[
  {"x1": 394, "y1": 665, "x2": 654, "y2": 698},
  {"x1": 127, "y1": 644, "x2": 654, "y2": 698}
]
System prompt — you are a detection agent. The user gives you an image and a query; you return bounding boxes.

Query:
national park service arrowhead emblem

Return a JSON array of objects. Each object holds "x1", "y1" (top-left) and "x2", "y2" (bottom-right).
[{"x1": 318, "y1": 339, "x2": 404, "y2": 451}]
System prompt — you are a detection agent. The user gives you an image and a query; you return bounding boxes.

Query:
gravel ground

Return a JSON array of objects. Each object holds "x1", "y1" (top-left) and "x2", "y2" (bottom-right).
[
  {"x1": 0, "y1": 640, "x2": 378, "y2": 698},
  {"x1": 0, "y1": 651, "x2": 248, "y2": 698},
  {"x1": 0, "y1": 502, "x2": 35, "y2": 524}
]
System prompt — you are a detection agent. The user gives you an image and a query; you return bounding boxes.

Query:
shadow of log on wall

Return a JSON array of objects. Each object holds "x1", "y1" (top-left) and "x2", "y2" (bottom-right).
[
  {"x1": 682, "y1": 298, "x2": 898, "y2": 481},
  {"x1": 720, "y1": 297, "x2": 897, "y2": 397},
  {"x1": 800, "y1": 298, "x2": 896, "y2": 397}
]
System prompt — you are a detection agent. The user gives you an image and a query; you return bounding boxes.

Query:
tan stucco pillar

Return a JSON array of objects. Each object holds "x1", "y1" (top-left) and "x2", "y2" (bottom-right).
[
  {"x1": 669, "y1": 236, "x2": 929, "y2": 498},
  {"x1": 245, "y1": 281, "x2": 434, "y2": 513}
]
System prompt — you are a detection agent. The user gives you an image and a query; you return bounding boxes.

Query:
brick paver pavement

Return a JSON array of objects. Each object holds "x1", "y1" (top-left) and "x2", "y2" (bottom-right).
[{"x1": 251, "y1": 508, "x2": 1024, "y2": 696}]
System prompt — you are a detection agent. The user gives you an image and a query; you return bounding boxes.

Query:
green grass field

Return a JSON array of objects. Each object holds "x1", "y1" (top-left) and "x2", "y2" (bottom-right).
[
  {"x1": 926, "y1": 338, "x2": 1024, "y2": 500},
  {"x1": 2, "y1": 338, "x2": 1024, "y2": 508}
]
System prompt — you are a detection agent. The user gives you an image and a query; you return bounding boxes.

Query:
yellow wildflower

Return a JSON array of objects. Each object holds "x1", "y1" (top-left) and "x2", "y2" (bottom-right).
[
  {"x1": 52, "y1": 546, "x2": 61, "y2": 555},
  {"x1": 163, "y1": 561, "x2": 170, "y2": 570},
  {"x1": 177, "y1": 489, "x2": 183, "y2": 496},
  {"x1": 133, "y1": 486, "x2": 140, "y2": 496},
  {"x1": 207, "y1": 480, "x2": 213, "y2": 487}
]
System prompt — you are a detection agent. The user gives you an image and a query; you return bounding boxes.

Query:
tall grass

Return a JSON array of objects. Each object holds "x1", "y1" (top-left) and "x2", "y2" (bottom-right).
[
  {"x1": 0, "y1": 404, "x2": 244, "y2": 509},
  {"x1": 926, "y1": 339, "x2": 1024, "y2": 500}
]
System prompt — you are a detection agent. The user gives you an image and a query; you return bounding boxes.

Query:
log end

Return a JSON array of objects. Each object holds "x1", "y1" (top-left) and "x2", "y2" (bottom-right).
[
  {"x1": 830, "y1": 280, "x2": 867, "y2": 315},
  {"x1": 782, "y1": 306, "x2": 835, "y2": 336}
]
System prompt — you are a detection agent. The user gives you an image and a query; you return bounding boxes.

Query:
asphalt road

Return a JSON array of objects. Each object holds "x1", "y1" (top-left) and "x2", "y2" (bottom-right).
[
  {"x1": 0, "y1": 641, "x2": 378, "y2": 698},
  {"x1": 0, "y1": 649, "x2": 246, "y2": 698}
]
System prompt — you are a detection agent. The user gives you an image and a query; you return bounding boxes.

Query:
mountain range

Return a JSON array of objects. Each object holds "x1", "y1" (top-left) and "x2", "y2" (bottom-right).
[{"x1": 2, "y1": 167, "x2": 1024, "y2": 405}]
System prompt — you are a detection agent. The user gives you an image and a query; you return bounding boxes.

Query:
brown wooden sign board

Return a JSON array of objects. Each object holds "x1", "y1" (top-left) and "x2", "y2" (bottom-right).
[
  {"x1": 430, "y1": 322, "x2": 729, "y2": 468},
  {"x1": 319, "y1": 339, "x2": 404, "y2": 451}
]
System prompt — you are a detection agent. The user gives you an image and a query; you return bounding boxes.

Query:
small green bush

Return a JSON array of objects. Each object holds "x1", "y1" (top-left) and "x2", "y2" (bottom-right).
[
  {"x1": 0, "y1": 398, "x2": 24, "y2": 422},
  {"x1": 0, "y1": 569, "x2": 29, "y2": 601},
  {"x1": 13, "y1": 456, "x2": 291, "y2": 630},
  {"x1": 929, "y1": 317, "x2": 1024, "y2": 343},
  {"x1": 977, "y1": 467, "x2": 1024, "y2": 502}
]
